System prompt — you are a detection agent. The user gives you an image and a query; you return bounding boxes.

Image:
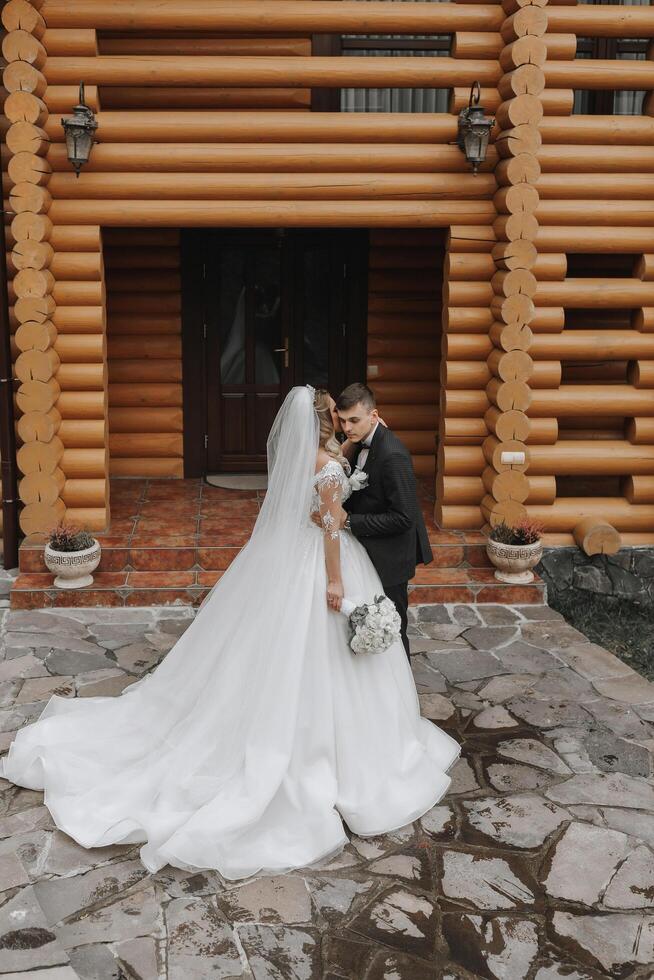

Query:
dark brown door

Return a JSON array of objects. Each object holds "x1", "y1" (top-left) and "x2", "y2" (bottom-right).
[{"x1": 182, "y1": 228, "x2": 367, "y2": 475}]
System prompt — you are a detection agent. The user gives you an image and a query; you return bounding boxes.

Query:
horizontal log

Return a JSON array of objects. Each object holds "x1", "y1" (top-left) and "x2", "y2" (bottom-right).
[
  {"x1": 440, "y1": 445, "x2": 484, "y2": 476},
  {"x1": 375, "y1": 405, "x2": 438, "y2": 429},
  {"x1": 47, "y1": 143, "x2": 496, "y2": 174},
  {"x1": 53, "y1": 306, "x2": 105, "y2": 333},
  {"x1": 544, "y1": 60, "x2": 654, "y2": 91},
  {"x1": 368, "y1": 336, "x2": 440, "y2": 358},
  {"x1": 539, "y1": 117, "x2": 654, "y2": 147},
  {"x1": 108, "y1": 407, "x2": 183, "y2": 432},
  {"x1": 536, "y1": 202, "x2": 654, "y2": 227},
  {"x1": 443, "y1": 308, "x2": 494, "y2": 334},
  {"x1": 529, "y1": 386, "x2": 654, "y2": 418},
  {"x1": 442, "y1": 418, "x2": 488, "y2": 444},
  {"x1": 367, "y1": 359, "x2": 439, "y2": 383},
  {"x1": 99, "y1": 88, "x2": 312, "y2": 110},
  {"x1": 108, "y1": 315, "x2": 180, "y2": 336},
  {"x1": 529, "y1": 441, "x2": 654, "y2": 476},
  {"x1": 50, "y1": 252, "x2": 102, "y2": 280},
  {"x1": 57, "y1": 419, "x2": 105, "y2": 446},
  {"x1": 47, "y1": 200, "x2": 495, "y2": 227},
  {"x1": 43, "y1": 84, "x2": 100, "y2": 113},
  {"x1": 532, "y1": 331, "x2": 654, "y2": 361},
  {"x1": 108, "y1": 433, "x2": 183, "y2": 458},
  {"x1": 537, "y1": 174, "x2": 654, "y2": 201},
  {"x1": 43, "y1": 110, "x2": 458, "y2": 144},
  {"x1": 44, "y1": 55, "x2": 501, "y2": 88},
  {"x1": 54, "y1": 334, "x2": 103, "y2": 362},
  {"x1": 49, "y1": 226, "x2": 102, "y2": 251},
  {"x1": 623, "y1": 475, "x2": 654, "y2": 505},
  {"x1": 547, "y1": 6, "x2": 654, "y2": 38},
  {"x1": 435, "y1": 504, "x2": 483, "y2": 530},
  {"x1": 626, "y1": 418, "x2": 654, "y2": 445},
  {"x1": 41, "y1": 2, "x2": 505, "y2": 33},
  {"x1": 628, "y1": 360, "x2": 654, "y2": 389},
  {"x1": 56, "y1": 363, "x2": 104, "y2": 390},
  {"x1": 46, "y1": 172, "x2": 495, "y2": 201},
  {"x1": 98, "y1": 37, "x2": 312, "y2": 57},
  {"x1": 539, "y1": 149, "x2": 654, "y2": 180},
  {"x1": 370, "y1": 381, "x2": 437, "y2": 404},
  {"x1": 635, "y1": 255, "x2": 654, "y2": 283},
  {"x1": 443, "y1": 390, "x2": 489, "y2": 417},
  {"x1": 528, "y1": 498, "x2": 653, "y2": 533},
  {"x1": 535, "y1": 279, "x2": 654, "y2": 308},
  {"x1": 56, "y1": 391, "x2": 105, "y2": 418},
  {"x1": 107, "y1": 335, "x2": 180, "y2": 360},
  {"x1": 536, "y1": 227, "x2": 654, "y2": 254},
  {"x1": 59, "y1": 448, "x2": 106, "y2": 478},
  {"x1": 62, "y1": 479, "x2": 107, "y2": 508},
  {"x1": 41, "y1": 28, "x2": 98, "y2": 56},
  {"x1": 107, "y1": 383, "x2": 182, "y2": 407},
  {"x1": 108, "y1": 361, "x2": 182, "y2": 384},
  {"x1": 109, "y1": 459, "x2": 183, "y2": 479}
]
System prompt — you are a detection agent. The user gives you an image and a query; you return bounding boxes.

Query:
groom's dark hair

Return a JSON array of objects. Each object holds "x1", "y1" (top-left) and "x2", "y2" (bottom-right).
[{"x1": 336, "y1": 383, "x2": 376, "y2": 412}]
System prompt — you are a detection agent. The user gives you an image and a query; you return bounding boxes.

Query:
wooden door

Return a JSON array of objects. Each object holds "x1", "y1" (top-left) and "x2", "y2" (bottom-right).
[{"x1": 181, "y1": 228, "x2": 367, "y2": 474}]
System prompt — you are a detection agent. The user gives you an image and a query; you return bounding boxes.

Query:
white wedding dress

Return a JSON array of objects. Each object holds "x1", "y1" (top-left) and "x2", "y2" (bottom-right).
[{"x1": 0, "y1": 387, "x2": 460, "y2": 881}]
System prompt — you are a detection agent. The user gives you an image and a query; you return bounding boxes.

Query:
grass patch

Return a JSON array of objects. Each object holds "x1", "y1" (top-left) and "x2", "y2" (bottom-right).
[{"x1": 548, "y1": 589, "x2": 654, "y2": 681}]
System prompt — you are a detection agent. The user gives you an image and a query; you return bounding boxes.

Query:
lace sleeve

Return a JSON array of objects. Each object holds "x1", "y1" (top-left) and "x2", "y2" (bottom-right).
[{"x1": 316, "y1": 469, "x2": 344, "y2": 541}]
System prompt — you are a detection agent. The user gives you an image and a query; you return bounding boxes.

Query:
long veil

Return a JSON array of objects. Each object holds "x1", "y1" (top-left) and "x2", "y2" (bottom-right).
[{"x1": 0, "y1": 385, "x2": 328, "y2": 875}]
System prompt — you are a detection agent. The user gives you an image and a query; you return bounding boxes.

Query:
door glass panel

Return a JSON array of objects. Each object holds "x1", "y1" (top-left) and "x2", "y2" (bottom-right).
[
  {"x1": 254, "y1": 247, "x2": 282, "y2": 384},
  {"x1": 301, "y1": 245, "x2": 330, "y2": 388},
  {"x1": 218, "y1": 247, "x2": 246, "y2": 385}
]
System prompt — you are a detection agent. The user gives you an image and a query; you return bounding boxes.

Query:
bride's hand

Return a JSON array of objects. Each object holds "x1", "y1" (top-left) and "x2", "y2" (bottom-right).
[{"x1": 327, "y1": 580, "x2": 344, "y2": 612}]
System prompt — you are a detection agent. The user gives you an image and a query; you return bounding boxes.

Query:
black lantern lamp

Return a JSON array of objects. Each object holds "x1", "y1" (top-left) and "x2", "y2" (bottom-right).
[
  {"x1": 61, "y1": 82, "x2": 97, "y2": 177},
  {"x1": 457, "y1": 82, "x2": 495, "y2": 175}
]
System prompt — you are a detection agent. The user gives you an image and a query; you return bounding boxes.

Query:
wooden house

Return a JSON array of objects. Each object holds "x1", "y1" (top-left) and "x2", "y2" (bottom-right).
[{"x1": 1, "y1": 0, "x2": 654, "y2": 598}]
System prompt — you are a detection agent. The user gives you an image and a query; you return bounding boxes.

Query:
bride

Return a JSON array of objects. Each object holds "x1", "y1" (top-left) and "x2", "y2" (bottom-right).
[{"x1": 0, "y1": 385, "x2": 460, "y2": 881}]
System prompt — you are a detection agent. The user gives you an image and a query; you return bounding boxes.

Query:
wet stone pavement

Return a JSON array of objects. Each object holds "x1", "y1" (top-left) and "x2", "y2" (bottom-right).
[{"x1": 1, "y1": 602, "x2": 654, "y2": 980}]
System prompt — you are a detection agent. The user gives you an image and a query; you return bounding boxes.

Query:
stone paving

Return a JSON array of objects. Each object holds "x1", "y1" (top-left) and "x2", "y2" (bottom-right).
[{"x1": 1, "y1": 601, "x2": 654, "y2": 979}]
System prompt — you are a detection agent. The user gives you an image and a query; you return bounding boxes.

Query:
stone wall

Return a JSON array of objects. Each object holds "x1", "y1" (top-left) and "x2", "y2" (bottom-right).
[{"x1": 537, "y1": 548, "x2": 654, "y2": 607}]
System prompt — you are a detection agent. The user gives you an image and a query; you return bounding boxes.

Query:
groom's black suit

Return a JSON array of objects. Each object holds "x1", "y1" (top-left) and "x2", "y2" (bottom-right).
[{"x1": 344, "y1": 423, "x2": 433, "y2": 658}]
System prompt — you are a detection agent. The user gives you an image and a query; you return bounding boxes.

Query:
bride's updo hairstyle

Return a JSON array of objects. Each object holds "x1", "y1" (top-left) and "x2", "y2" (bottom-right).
[{"x1": 313, "y1": 388, "x2": 348, "y2": 470}]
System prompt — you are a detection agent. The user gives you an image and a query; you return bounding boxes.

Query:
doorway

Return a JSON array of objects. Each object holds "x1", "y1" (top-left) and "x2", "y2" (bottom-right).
[{"x1": 181, "y1": 228, "x2": 368, "y2": 475}]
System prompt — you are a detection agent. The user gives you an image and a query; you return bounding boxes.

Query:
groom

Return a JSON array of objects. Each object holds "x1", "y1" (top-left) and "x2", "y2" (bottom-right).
[{"x1": 333, "y1": 382, "x2": 433, "y2": 660}]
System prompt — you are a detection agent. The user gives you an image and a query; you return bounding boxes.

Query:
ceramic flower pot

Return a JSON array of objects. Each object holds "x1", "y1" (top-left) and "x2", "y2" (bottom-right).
[
  {"x1": 486, "y1": 537, "x2": 543, "y2": 584},
  {"x1": 44, "y1": 539, "x2": 101, "y2": 589}
]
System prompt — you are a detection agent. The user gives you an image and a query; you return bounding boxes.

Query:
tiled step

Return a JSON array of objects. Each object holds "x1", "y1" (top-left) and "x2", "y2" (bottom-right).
[{"x1": 12, "y1": 477, "x2": 545, "y2": 609}]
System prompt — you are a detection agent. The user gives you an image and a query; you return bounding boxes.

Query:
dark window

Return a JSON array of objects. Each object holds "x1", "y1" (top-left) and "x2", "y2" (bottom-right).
[
  {"x1": 340, "y1": 33, "x2": 451, "y2": 113},
  {"x1": 574, "y1": 0, "x2": 649, "y2": 113}
]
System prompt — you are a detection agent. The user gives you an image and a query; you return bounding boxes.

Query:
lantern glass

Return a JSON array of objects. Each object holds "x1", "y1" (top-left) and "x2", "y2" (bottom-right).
[{"x1": 65, "y1": 125, "x2": 94, "y2": 172}]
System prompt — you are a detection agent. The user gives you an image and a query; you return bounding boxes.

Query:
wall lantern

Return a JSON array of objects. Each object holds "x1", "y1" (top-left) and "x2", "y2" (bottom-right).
[
  {"x1": 61, "y1": 82, "x2": 97, "y2": 177},
  {"x1": 457, "y1": 82, "x2": 495, "y2": 175}
]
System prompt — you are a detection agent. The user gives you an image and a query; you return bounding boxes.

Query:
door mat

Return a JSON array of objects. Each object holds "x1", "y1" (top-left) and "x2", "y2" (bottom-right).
[{"x1": 205, "y1": 473, "x2": 268, "y2": 491}]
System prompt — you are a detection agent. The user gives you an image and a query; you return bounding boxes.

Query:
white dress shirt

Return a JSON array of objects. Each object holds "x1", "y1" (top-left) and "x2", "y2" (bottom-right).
[{"x1": 356, "y1": 421, "x2": 379, "y2": 470}]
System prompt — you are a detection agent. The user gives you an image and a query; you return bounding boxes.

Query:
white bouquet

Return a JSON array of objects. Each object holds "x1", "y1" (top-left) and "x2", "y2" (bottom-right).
[{"x1": 339, "y1": 595, "x2": 402, "y2": 655}]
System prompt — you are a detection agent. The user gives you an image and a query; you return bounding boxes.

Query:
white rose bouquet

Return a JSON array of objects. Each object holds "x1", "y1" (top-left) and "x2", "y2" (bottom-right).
[{"x1": 339, "y1": 595, "x2": 402, "y2": 655}]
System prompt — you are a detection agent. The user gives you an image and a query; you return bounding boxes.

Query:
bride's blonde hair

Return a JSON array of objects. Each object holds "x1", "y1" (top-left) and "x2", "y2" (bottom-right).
[{"x1": 313, "y1": 388, "x2": 348, "y2": 470}]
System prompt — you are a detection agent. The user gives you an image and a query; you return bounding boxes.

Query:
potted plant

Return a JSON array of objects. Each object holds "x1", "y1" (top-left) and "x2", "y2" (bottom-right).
[
  {"x1": 486, "y1": 518, "x2": 545, "y2": 584},
  {"x1": 44, "y1": 521, "x2": 101, "y2": 589}
]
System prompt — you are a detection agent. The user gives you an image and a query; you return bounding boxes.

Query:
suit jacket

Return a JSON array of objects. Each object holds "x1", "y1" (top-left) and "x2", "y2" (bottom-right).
[{"x1": 344, "y1": 424, "x2": 433, "y2": 587}]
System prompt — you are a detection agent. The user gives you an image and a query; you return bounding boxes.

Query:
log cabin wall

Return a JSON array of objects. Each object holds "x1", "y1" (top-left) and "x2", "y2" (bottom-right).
[
  {"x1": 104, "y1": 228, "x2": 184, "y2": 478},
  {"x1": 1, "y1": 0, "x2": 653, "y2": 549},
  {"x1": 367, "y1": 229, "x2": 445, "y2": 479}
]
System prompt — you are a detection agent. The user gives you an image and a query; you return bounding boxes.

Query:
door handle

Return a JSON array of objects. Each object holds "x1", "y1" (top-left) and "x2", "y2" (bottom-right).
[{"x1": 274, "y1": 338, "x2": 290, "y2": 369}]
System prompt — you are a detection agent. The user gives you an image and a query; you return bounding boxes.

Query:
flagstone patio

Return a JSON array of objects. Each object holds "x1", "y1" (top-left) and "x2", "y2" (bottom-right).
[{"x1": 1, "y1": 601, "x2": 653, "y2": 979}]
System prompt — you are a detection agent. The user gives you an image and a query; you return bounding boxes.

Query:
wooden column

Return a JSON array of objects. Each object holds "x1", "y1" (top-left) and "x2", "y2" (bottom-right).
[
  {"x1": 4, "y1": 8, "x2": 110, "y2": 534},
  {"x1": 3, "y1": 0, "x2": 65, "y2": 536},
  {"x1": 478, "y1": 0, "x2": 550, "y2": 530}
]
